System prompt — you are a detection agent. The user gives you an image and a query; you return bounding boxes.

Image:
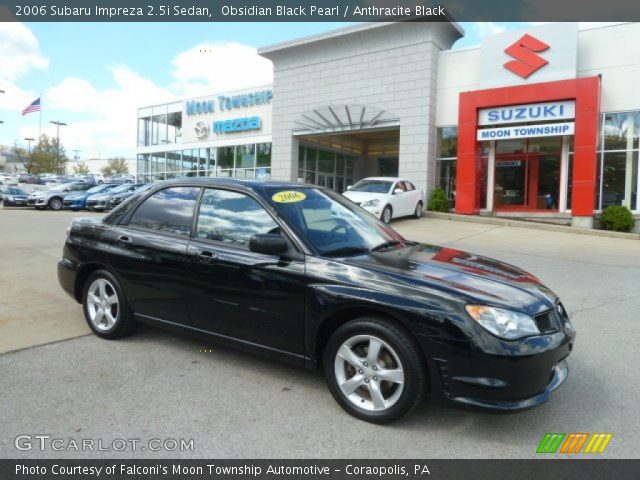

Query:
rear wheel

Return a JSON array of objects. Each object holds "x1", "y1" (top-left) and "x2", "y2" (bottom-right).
[
  {"x1": 82, "y1": 269, "x2": 136, "y2": 339},
  {"x1": 414, "y1": 201, "x2": 423, "y2": 219},
  {"x1": 381, "y1": 205, "x2": 392, "y2": 224},
  {"x1": 323, "y1": 316, "x2": 427, "y2": 423},
  {"x1": 48, "y1": 197, "x2": 63, "y2": 211}
]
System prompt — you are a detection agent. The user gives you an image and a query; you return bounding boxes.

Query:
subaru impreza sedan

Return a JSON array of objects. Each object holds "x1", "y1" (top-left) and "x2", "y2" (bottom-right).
[{"x1": 58, "y1": 179, "x2": 575, "y2": 423}]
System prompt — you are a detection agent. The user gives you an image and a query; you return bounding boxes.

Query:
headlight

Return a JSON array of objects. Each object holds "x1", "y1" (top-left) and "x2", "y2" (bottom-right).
[
  {"x1": 465, "y1": 305, "x2": 540, "y2": 340},
  {"x1": 7, "y1": 196, "x2": 14, "y2": 201},
  {"x1": 361, "y1": 199, "x2": 379, "y2": 208}
]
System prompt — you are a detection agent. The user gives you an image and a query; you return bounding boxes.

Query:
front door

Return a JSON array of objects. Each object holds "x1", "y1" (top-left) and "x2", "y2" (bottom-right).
[
  {"x1": 187, "y1": 187, "x2": 306, "y2": 355},
  {"x1": 494, "y1": 138, "x2": 561, "y2": 211}
]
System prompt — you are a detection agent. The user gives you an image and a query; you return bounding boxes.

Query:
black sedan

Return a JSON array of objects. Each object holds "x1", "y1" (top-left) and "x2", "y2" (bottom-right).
[
  {"x1": 58, "y1": 179, "x2": 575, "y2": 423},
  {"x1": 0, "y1": 186, "x2": 29, "y2": 206}
]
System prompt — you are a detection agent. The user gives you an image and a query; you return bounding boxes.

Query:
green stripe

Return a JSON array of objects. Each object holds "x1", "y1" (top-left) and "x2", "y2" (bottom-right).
[{"x1": 537, "y1": 433, "x2": 566, "y2": 453}]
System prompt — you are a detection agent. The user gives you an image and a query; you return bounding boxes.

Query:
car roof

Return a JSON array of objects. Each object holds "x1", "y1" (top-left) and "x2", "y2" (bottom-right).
[
  {"x1": 151, "y1": 177, "x2": 318, "y2": 192},
  {"x1": 356, "y1": 177, "x2": 405, "y2": 181}
]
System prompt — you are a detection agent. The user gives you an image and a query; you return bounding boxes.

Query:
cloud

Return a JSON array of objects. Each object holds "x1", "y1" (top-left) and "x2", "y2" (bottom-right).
[
  {"x1": 0, "y1": 23, "x2": 50, "y2": 110},
  {"x1": 170, "y1": 41, "x2": 273, "y2": 95}
]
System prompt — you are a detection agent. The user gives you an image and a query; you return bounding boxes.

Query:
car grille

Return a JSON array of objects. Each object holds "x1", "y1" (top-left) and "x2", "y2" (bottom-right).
[{"x1": 534, "y1": 310, "x2": 559, "y2": 333}]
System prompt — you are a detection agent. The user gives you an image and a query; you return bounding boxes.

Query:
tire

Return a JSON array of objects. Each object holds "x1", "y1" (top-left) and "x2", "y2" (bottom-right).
[
  {"x1": 323, "y1": 316, "x2": 427, "y2": 424},
  {"x1": 413, "y1": 201, "x2": 423, "y2": 219},
  {"x1": 48, "y1": 197, "x2": 63, "y2": 211},
  {"x1": 381, "y1": 205, "x2": 392, "y2": 224},
  {"x1": 82, "y1": 269, "x2": 136, "y2": 339}
]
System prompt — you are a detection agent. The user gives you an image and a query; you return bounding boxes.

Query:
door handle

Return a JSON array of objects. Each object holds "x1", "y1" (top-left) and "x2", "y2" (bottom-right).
[
  {"x1": 198, "y1": 250, "x2": 218, "y2": 263},
  {"x1": 117, "y1": 235, "x2": 132, "y2": 243}
]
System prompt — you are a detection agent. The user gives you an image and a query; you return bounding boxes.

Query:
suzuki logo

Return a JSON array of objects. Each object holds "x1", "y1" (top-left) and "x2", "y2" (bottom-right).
[{"x1": 504, "y1": 34, "x2": 550, "y2": 78}]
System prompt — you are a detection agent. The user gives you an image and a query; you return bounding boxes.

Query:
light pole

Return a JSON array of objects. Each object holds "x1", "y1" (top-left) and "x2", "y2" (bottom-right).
[
  {"x1": 50, "y1": 120, "x2": 67, "y2": 174},
  {"x1": 25, "y1": 137, "x2": 35, "y2": 174}
]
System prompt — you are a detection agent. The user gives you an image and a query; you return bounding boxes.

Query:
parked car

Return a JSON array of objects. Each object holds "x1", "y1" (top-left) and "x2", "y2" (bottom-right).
[
  {"x1": 0, "y1": 186, "x2": 29, "y2": 206},
  {"x1": 0, "y1": 173, "x2": 18, "y2": 185},
  {"x1": 58, "y1": 179, "x2": 575, "y2": 423},
  {"x1": 18, "y1": 173, "x2": 35, "y2": 183},
  {"x1": 63, "y1": 183, "x2": 119, "y2": 211},
  {"x1": 342, "y1": 177, "x2": 425, "y2": 224},
  {"x1": 86, "y1": 183, "x2": 145, "y2": 211},
  {"x1": 109, "y1": 183, "x2": 153, "y2": 209},
  {"x1": 28, "y1": 181, "x2": 96, "y2": 210},
  {"x1": 106, "y1": 174, "x2": 135, "y2": 184}
]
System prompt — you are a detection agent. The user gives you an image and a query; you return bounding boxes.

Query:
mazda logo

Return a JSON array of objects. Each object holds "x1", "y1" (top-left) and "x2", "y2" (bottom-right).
[{"x1": 194, "y1": 121, "x2": 210, "y2": 139}]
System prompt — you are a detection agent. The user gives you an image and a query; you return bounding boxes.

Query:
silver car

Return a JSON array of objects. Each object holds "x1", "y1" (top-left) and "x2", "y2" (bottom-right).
[{"x1": 28, "y1": 181, "x2": 96, "y2": 210}]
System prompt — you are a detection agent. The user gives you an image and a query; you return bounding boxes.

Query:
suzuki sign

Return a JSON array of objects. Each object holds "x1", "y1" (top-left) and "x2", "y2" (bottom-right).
[
  {"x1": 478, "y1": 101, "x2": 575, "y2": 126},
  {"x1": 481, "y1": 23, "x2": 577, "y2": 89}
]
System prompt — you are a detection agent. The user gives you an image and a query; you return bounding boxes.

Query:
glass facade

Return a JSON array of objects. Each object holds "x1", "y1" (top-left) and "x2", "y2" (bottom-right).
[
  {"x1": 598, "y1": 111, "x2": 640, "y2": 211},
  {"x1": 138, "y1": 103, "x2": 182, "y2": 147},
  {"x1": 297, "y1": 145, "x2": 355, "y2": 192},
  {"x1": 137, "y1": 143, "x2": 271, "y2": 183}
]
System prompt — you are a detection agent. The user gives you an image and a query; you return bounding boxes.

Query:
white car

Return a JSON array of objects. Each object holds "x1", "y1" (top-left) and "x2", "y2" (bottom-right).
[{"x1": 342, "y1": 177, "x2": 425, "y2": 224}]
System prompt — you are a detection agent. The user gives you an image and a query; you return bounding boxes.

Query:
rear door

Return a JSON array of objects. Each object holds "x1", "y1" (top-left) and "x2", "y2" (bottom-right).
[
  {"x1": 107, "y1": 186, "x2": 200, "y2": 325},
  {"x1": 186, "y1": 187, "x2": 306, "y2": 355}
]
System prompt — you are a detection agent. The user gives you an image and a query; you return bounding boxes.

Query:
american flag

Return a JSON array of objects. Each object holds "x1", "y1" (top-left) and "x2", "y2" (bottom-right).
[{"x1": 22, "y1": 98, "x2": 41, "y2": 116}]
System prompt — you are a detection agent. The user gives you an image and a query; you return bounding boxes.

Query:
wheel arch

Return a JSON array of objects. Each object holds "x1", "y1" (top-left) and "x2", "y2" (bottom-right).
[
  {"x1": 74, "y1": 262, "x2": 113, "y2": 302},
  {"x1": 313, "y1": 305, "x2": 426, "y2": 370}
]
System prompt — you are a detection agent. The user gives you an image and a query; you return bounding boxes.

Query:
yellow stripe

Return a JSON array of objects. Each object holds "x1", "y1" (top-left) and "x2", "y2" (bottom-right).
[
  {"x1": 572, "y1": 433, "x2": 589, "y2": 453},
  {"x1": 589, "y1": 434, "x2": 605, "y2": 453},
  {"x1": 598, "y1": 434, "x2": 613, "y2": 453},
  {"x1": 584, "y1": 434, "x2": 598, "y2": 453}
]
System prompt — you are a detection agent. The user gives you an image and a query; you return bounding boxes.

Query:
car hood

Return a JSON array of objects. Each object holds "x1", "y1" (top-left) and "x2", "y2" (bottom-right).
[
  {"x1": 342, "y1": 191, "x2": 387, "y2": 204},
  {"x1": 340, "y1": 243, "x2": 557, "y2": 315}
]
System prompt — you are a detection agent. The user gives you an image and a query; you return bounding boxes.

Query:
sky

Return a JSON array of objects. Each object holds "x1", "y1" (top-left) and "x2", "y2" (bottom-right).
[{"x1": 0, "y1": 21, "x2": 544, "y2": 160}]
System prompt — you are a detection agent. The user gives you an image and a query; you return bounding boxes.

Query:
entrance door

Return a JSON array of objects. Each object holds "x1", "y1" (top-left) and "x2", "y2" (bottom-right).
[{"x1": 494, "y1": 138, "x2": 561, "y2": 211}]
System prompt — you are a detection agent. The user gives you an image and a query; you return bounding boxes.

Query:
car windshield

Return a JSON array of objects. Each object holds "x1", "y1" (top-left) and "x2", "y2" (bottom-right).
[
  {"x1": 350, "y1": 179, "x2": 393, "y2": 194},
  {"x1": 87, "y1": 184, "x2": 116, "y2": 194},
  {"x1": 6, "y1": 188, "x2": 25, "y2": 194},
  {"x1": 265, "y1": 187, "x2": 406, "y2": 256},
  {"x1": 50, "y1": 182, "x2": 77, "y2": 191},
  {"x1": 107, "y1": 183, "x2": 132, "y2": 194}
]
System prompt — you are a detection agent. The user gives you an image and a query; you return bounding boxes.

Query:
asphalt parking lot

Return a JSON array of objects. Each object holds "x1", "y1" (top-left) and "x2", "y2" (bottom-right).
[{"x1": 1, "y1": 208, "x2": 639, "y2": 459}]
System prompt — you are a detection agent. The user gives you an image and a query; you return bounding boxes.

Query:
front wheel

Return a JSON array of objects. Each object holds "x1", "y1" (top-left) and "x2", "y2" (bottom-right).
[
  {"x1": 48, "y1": 197, "x2": 63, "y2": 211},
  {"x1": 381, "y1": 205, "x2": 392, "y2": 224},
  {"x1": 413, "y1": 201, "x2": 423, "y2": 219},
  {"x1": 323, "y1": 317, "x2": 427, "y2": 423},
  {"x1": 82, "y1": 270, "x2": 136, "y2": 339}
]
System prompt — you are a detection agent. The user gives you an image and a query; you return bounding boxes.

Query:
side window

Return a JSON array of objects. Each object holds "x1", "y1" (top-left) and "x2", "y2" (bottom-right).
[
  {"x1": 395, "y1": 181, "x2": 408, "y2": 192},
  {"x1": 128, "y1": 187, "x2": 199, "y2": 236},
  {"x1": 406, "y1": 181, "x2": 415, "y2": 191},
  {"x1": 196, "y1": 189, "x2": 279, "y2": 247}
]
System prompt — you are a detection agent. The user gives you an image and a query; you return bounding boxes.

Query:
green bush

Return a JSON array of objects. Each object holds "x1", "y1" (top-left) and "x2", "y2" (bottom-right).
[
  {"x1": 428, "y1": 187, "x2": 450, "y2": 212},
  {"x1": 600, "y1": 205, "x2": 635, "y2": 232}
]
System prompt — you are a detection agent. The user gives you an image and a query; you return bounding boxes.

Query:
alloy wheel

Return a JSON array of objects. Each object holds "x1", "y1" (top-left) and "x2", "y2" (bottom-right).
[
  {"x1": 86, "y1": 278, "x2": 119, "y2": 331},
  {"x1": 50, "y1": 198, "x2": 62, "y2": 210},
  {"x1": 334, "y1": 334, "x2": 405, "y2": 412},
  {"x1": 382, "y1": 207, "x2": 392, "y2": 224}
]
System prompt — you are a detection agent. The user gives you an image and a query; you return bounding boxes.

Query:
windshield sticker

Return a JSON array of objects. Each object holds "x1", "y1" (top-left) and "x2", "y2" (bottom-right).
[{"x1": 272, "y1": 191, "x2": 306, "y2": 203}]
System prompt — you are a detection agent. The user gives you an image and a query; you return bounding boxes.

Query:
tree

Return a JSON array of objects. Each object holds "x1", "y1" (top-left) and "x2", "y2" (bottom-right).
[
  {"x1": 101, "y1": 157, "x2": 129, "y2": 176},
  {"x1": 30, "y1": 134, "x2": 68, "y2": 174},
  {"x1": 73, "y1": 162, "x2": 90, "y2": 175}
]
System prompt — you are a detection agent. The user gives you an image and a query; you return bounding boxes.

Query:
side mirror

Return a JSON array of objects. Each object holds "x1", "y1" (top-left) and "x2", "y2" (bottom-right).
[
  {"x1": 249, "y1": 234, "x2": 288, "y2": 256},
  {"x1": 393, "y1": 188, "x2": 403, "y2": 195},
  {"x1": 346, "y1": 185, "x2": 352, "y2": 190},
  {"x1": 64, "y1": 188, "x2": 70, "y2": 192}
]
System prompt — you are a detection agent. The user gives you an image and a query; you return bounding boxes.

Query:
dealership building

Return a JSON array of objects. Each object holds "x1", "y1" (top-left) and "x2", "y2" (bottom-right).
[{"x1": 137, "y1": 21, "x2": 640, "y2": 229}]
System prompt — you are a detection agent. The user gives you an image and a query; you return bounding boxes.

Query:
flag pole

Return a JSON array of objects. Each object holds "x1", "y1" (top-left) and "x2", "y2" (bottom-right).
[{"x1": 39, "y1": 93, "x2": 42, "y2": 139}]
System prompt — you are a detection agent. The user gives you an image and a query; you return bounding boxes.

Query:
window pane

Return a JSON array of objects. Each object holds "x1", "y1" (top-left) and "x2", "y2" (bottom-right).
[
  {"x1": 318, "y1": 150, "x2": 335, "y2": 173},
  {"x1": 236, "y1": 144, "x2": 256, "y2": 170},
  {"x1": 196, "y1": 189, "x2": 278, "y2": 247},
  {"x1": 129, "y1": 187, "x2": 199, "y2": 236},
  {"x1": 528, "y1": 136, "x2": 561, "y2": 153},
  {"x1": 437, "y1": 127, "x2": 458, "y2": 158},
  {"x1": 217, "y1": 146, "x2": 234, "y2": 171},
  {"x1": 496, "y1": 139, "x2": 526, "y2": 154},
  {"x1": 257, "y1": 143, "x2": 271, "y2": 168},
  {"x1": 601, "y1": 151, "x2": 638, "y2": 208},
  {"x1": 306, "y1": 148, "x2": 317, "y2": 172},
  {"x1": 437, "y1": 159, "x2": 457, "y2": 201},
  {"x1": 604, "y1": 112, "x2": 640, "y2": 151}
]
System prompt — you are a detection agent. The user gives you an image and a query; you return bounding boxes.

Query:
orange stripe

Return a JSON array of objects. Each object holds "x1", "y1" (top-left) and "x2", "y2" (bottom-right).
[
  {"x1": 560, "y1": 434, "x2": 577, "y2": 453},
  {"x1": 572, "y1": 433, "x2": 589, "y2": 453}
]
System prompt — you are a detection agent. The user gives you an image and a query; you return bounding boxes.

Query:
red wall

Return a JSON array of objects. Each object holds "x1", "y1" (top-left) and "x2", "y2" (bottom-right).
[{"x1": 455, "y1": 76, "x2": 601, "y2": 216}]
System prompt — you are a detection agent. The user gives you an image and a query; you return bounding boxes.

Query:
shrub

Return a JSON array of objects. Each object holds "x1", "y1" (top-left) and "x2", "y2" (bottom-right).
[
  {"x1": 600, "y1": 205, "x2": 635, "y2": 232},
  {"x1": 428, "y1": 187, "x2": 450, "y2": 212}
]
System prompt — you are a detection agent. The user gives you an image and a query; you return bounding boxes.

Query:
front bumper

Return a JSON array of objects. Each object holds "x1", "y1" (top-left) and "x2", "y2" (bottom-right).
[
  {"x1": 3, "y1": 197, "x2": 28, "y2": 206},
  {"x1": 418, "y1": 326, "x2": 575, "y2": 413},
  {"x1": 87, "y1": 199, "x2": 109, "y2": 210},
  {"x1": 359, "y1": 203, "x2": 382, "y2": 218},
  {"x1": 28, "y1": 197, "x2": 46, "y2": 206}
]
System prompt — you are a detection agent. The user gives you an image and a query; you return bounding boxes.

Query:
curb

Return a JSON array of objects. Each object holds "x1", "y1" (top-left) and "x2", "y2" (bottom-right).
[{"x1": 422, "y1": 212, "x2": 640, "y2": 240}]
